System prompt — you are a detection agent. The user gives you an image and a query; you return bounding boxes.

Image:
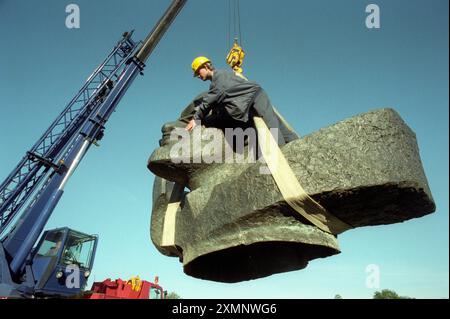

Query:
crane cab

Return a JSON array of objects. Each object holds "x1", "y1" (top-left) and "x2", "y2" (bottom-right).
[{"x1": 29, "y1": 227, "x2": 97, "y2": 297}]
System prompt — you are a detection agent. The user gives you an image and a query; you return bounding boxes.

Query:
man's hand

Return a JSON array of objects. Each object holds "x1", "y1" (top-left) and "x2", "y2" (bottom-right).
[{"x1": 185, "y1": 119, "x2": 197, "y2": 131}]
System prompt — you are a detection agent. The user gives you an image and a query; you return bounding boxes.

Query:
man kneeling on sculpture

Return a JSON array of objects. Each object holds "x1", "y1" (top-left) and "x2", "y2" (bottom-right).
[{"x1": 185, "y1": 56, "x2": 298, "y2": 146}]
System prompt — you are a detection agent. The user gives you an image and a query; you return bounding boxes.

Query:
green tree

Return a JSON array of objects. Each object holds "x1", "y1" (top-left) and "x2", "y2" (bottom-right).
[
  {"x1": 334, "y1": 294, "x2": 343, "y2": 299},
  {"x1": 166, "y1": 291, "x2": 182, "y2": 299},
  {"x1": 373, "y1": 289, "x2": 412, "y2": 299}
]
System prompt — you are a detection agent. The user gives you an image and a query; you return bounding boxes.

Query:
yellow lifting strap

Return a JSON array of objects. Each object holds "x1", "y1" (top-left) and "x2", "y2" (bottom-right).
[
  {"x1": 226, "y1": 40, "x2": 246, "y2": 74},
  {"x1": 160, "y1": 181, "x2": 184, "y2": 254},
  {"x1": 161, "y1": 201, "x2": 180, "y2": 247},
  {"x1": 253, "y1": 116, "x2": 352, "y2": 235}
]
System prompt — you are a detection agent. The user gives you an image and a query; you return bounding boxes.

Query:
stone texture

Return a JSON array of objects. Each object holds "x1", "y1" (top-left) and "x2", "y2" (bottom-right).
[{"x1": 148, "y1": 108, "x2": 435, "y2": 283}]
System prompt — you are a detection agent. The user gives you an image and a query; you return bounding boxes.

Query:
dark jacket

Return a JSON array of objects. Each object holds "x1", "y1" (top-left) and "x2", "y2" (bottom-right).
[{"x1": 193, "y1": 70, "x2": 261, "y2": 123}]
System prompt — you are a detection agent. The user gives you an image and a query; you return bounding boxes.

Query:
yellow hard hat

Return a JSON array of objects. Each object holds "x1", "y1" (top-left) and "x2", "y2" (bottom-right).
[{"x1": 191, "y1": 56, "x2": 211, "y2": 76}]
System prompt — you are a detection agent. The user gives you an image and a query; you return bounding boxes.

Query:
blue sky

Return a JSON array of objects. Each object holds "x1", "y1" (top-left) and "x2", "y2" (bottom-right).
[{"x1": 0, "y1": 0, "x2": 448, "y2": 298}]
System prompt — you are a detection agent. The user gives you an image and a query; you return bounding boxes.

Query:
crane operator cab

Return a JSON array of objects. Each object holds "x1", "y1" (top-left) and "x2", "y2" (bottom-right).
[{"x1": 29, "y1": 227, "x2": 97, "y2": 297}]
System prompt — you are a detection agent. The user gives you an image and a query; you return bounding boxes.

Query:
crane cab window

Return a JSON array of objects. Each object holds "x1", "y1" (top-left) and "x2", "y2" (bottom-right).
[
  {"x1": 36, "y1": 231, "x2": 64, "y2": 257},
  {"x1": 61, "y1": 231, "x2": 96, "y2": 268}
]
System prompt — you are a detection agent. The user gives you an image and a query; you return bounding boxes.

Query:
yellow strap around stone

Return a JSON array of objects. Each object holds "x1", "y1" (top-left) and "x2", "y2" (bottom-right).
[
  {"x1": 161, "y1": 201, "x2": 180, "y2": 247},
  {"x1": 253, "y1": 116, "x2": 351, "y2": 235}
]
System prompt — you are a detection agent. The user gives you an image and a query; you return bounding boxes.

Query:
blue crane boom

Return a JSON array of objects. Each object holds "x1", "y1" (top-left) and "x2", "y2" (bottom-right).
[
  {"x1": 0, "y1": 0, "x2": 187, "y2": 298},
  {"x1": 0, "y1": 32, "x2": 137, "y2": 236}
]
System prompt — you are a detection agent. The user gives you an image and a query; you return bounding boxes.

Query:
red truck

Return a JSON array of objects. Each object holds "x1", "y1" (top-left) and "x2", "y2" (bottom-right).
[{"x1": 85, "y1": 276, "x2": 166, "y2": 299}]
